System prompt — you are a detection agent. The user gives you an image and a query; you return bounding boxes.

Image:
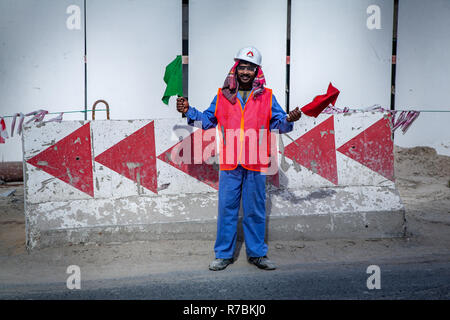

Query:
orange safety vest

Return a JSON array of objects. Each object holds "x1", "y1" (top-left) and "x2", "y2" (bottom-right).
[{"x1": 215, "y1": 87, "x2": 273, "y2": 172}]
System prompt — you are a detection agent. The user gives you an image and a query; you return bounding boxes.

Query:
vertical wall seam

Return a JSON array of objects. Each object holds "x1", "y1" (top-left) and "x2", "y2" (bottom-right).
[
  {"x1": 286, "y1": 0, "x2": 292, "y2": 113},
  {"x1": 84, "y1": 0, "x2": 87, "y2": 120},
  {"x1": 182, "y1": 0, "x2": 189, "y2": 118},
  {"x1": 390, "y1": 0, "x2": 399, "y2": 111}
]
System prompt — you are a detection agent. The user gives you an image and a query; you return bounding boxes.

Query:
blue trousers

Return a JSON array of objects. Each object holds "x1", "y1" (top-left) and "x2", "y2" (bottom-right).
[{"x1": 214, "y1": 165, "x2": 268, "y2": 259}]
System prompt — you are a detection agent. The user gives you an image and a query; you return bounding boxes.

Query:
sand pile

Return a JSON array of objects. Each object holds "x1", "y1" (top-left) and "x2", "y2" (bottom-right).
[
  {"x1": 394, "y1": 146, "x2": 450, "y2": 236},
  {"x1": 395, "y1": 146, "x2": 450, "y2": 181}
]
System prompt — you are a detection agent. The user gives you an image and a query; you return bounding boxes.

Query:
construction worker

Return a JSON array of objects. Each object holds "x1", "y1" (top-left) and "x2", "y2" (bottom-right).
[{"x1": 176, "y1": 46, "x2": 302, "y2": 271}]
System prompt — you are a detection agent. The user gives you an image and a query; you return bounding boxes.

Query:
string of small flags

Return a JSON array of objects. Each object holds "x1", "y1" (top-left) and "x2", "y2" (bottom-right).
[
  {"x1": 0, "y1": 108, "x2": 108, "y2": 144},
  {"x1": 322, "y1": 105, "x2": 421, "y2": 134},
  {"x1": 0, "y1": 109, "x2": 64, "y2": 144}
]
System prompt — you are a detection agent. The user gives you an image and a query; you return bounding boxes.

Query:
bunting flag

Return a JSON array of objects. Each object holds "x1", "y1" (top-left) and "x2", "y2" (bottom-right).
[
  {"x1": 392, "y1": 110, "x2": 420, "y2": 134},
  {"x1": 25, "y1": 109, "x2": 49, "y2": 124},
  {"x1": 161, "y1": 55, "x2": 183, "y2": 105},
  {"x1": 11, "y1": 112, "x2": 24, "y2": 137},
  {"x1": 301, "y1": 82, "x2": 340, "y2": 118},
  {"x1": 44, "y1": 112, "x2": 64, "y2": 123},
  {"x1": 0, "y1": 118, "x2": 8, "y2": 144}
]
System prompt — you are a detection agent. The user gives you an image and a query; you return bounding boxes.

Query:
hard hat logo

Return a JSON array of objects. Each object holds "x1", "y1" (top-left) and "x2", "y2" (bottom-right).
[{"x1": 235, "y1": 46, "x2": 262, "y2": 66}]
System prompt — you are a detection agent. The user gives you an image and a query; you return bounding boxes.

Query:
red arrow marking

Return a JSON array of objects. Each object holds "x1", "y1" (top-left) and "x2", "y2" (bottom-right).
[
  {"x1": 282, "y1": 116, "x2": 338, "y2": 185},
  {"x1": 157, "y1": 128, "x2": 219, "y2": 190},
  {"x1": 337, "y1": 117, "x2": 394, "y2": 181},
  {"x1": 95, "y1": 121, "x2": 158, "y2": 194},
  {"x1": 27, "y1": 122, "x2": 94, "y2": 197}
]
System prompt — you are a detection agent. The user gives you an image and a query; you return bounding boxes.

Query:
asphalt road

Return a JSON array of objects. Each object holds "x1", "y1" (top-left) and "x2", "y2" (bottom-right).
[{"x1": 1, "y1": 259, "x2": 449, "y2": 300}]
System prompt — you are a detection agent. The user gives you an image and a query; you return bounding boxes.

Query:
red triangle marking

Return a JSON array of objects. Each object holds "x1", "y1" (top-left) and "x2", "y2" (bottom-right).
[
  {"x1": 337, "y1": 117, "x2": 394, "y2": 181},
  {"x1": 95, "y1": 121, "x2": 158, "y2": 194},
  {"x1": 157, "y1": 128, "x2": 219, "y2": 190},
  {"x1": 27, "y1": 122, "x2": 94, "y2": 197},
  {"x1": 282, "y1": 116, "x2": 338, "y2": 184}
]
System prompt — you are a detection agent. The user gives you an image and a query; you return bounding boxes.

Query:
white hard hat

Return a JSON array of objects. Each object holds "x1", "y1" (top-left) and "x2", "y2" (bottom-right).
[{"x1": 234, "y1": 46, "x2": 262, "y2": 66}]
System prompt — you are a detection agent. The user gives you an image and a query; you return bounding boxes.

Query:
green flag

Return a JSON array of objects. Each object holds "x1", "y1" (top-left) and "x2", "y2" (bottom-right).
[{"x1": 162, "y1": 55, "x2": 183, "y2": 105}]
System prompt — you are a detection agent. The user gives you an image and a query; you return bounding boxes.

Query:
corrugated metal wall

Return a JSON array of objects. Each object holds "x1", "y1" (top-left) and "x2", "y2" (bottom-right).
[
  {"x1": 394, "y1": 0, "x2": 450, "y2": 155},
  {"x1": 290, "y1": 0, "x2": 393, "y2": 110},
  {"x1": 188, "y1": 0, "x2": 287, "y2": 112},
  {"x1": 0, "y1": 0, "x2": 85, "y2": 162}
]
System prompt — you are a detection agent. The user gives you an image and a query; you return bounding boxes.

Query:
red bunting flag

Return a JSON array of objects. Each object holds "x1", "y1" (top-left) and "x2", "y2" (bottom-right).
[
  {"x1": 301, "y1": 83, "x2": 340, "y2": 118},
  {"x1": 0, "y1": 118, "x2": 8, "y2": 144}
]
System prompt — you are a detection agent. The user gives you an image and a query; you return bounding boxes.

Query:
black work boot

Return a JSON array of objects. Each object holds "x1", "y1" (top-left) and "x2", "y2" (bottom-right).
[
  {"x1": 248, "y1": 256, "x2": 277, "y2": 270},
  {"x1": 209, "y1": 258, "x2": 234, "y2": 271}
]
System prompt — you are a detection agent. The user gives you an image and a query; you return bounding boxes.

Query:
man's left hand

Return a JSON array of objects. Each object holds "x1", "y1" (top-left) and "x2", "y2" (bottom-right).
[{"x1": 287, "y1": 107, "x2": 302, "y2": 122}]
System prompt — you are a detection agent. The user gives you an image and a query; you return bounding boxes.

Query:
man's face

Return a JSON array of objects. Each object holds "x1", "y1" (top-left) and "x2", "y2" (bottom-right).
[{"x1": 236, "y1": 61, "x2": 258, "y2": 86}]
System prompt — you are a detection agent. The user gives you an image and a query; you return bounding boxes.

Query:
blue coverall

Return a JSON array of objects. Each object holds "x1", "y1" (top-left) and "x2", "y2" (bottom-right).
[{"x1": 185, "y1": 90, "x2": 293, "y2": 259}]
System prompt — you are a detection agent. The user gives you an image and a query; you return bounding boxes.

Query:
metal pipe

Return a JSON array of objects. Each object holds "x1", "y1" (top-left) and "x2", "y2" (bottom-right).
[{"x1": 92, "y1": 100, "x2": 110, "y2": 120}]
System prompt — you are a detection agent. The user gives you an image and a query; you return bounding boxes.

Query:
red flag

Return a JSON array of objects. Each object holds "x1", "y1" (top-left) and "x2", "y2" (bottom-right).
[
  {"x1": 0, "y1": 118, "x2": 8, "y2": 144},
  {"x1": 301, "y1": 83, "x2": 340, "y2": 118}
]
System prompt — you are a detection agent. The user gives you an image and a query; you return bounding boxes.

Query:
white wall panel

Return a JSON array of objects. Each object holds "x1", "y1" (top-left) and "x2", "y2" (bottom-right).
[
  {"x1": 0, "y1": 0, "x2": 85, "y2": 161},
  {"x1": 86, "y1": 0, "x2": 182, "y2": 120},
  {"x1": 395, "y1": 0, "x2": 450, "y2": 156},
  {"x1": 189, "y1": 0, "x2": 287, "y2": 112},
  {"x1": 290, "y1": 0, "x2": 393, "y2": 111}
]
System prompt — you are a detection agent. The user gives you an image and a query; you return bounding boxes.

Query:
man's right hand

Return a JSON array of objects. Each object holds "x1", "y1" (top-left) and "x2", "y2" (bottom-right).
[
  {"x1": 286, "y1": 106, "x2": 302, "y2": 122},
  {"x1": 176, "y1": 97, "x2": 189, "y2": 114}
]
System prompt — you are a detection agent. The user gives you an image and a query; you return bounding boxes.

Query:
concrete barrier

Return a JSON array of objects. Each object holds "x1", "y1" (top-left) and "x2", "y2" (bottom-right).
[{"x1": 23, "y1": 112, "x2": 405, "y2": 249}]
